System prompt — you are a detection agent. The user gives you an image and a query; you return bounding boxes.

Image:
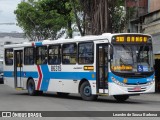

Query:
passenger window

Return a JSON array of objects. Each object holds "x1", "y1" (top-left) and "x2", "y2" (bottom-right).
[
  {"x1": 36, "y1": 46, "x2": 47, "y2": 65},
  {"x1": 48, "y1": 45, "x2": 61, "y2": 64},
  {"x1": 62, "y1": 43, "x2": 77, "y2": 64},
  {"x1": 24, "y1": 47, "x2": 34, "y2": 65},
  {"x1": 78, "y1": 42, "x2": 94, "y2": 64},
  {"x1": 5, "y1": 49, "x2": 13, "y2": 65}
]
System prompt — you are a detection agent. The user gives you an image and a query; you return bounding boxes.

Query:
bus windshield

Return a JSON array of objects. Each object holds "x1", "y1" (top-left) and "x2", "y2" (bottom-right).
[{"x1": 111, "y1": 44, "x2": 154, "y2": 73}]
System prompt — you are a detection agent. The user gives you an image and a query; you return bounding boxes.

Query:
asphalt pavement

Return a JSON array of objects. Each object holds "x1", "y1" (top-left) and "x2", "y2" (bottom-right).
[{"x1": 0, "y1": 83, "x2": 160, "y2": 120}]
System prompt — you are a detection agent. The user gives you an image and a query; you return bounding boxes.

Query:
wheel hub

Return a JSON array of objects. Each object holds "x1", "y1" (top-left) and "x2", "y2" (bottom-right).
[{"x1": 84, "y1": 86, "x2": 91, "y2": 96}]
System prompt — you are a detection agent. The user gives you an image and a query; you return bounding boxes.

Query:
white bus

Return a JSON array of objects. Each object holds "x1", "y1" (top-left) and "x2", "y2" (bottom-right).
[{"x1": 3, "y1": 33, "x2": 155, "y2": 102}]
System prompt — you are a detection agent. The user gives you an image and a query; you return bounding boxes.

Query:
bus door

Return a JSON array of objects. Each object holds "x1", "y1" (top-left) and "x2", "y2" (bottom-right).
[
  {"x1": 14, "y1": 50, "x2": 23, "y2": 88},
  {"x1": 96, "y1": 44, "x2": 108, "y2": 94}
]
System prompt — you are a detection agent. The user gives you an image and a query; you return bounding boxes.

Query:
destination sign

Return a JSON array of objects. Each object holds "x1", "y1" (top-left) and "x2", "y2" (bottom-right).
[
  {"x1": 112, "y1": 35, "x2": 151, "y2": 43},
  {"x1": 111, "y1": 65, "x2": 133, "y2": 71}
]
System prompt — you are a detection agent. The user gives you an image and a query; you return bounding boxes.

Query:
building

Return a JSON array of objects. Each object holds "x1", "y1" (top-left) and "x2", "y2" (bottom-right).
[
  {"x1": 126, "y1": 0, "x2": 147, "y2": 33},
  {"x1": 126, "y1": 0, "x2": 148, "y2": 16},
  {"x1": 126, "y1": 0, "x2": 160, "y2": 53},
  {"x1": 0, "y1": 33, "x2": 28, "y2": 58},
  {"x1": 149, "y1": 0, "x2": 160, "y2": 13}
]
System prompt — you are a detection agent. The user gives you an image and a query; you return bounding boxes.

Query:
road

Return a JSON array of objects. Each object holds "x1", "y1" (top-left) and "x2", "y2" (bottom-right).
[{"x1": 0, "y1": 83, "x2": 160, "y2": 120}]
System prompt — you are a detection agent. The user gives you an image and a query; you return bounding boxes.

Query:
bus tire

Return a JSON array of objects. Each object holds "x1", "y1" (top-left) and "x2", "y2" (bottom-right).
[
  {"x1": 80, "y1": 81, "x2": 97, "y2": 101},
  {"x1": 113, "y1": 95, "x2": 129, "y2": 102},
  {"x1": 27, "y1": 79, "x2": 38, "y2": 96},
  {"x1": 57, "y1": 92, "x2": 69, "y2": 97}
]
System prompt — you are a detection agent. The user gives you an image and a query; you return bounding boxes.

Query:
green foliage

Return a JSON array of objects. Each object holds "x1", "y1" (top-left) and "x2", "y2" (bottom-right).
[
  {"x1": 14, "y1": 1, "x2": 36, "y2": 40},
  {"x1": 70, "y1": 0, "x2": 85, "y2": 36},
  {"x1": 15, "y1": 0, "x2": 72, "y2": 41},
  {"x1": 15, "y1": 0, "x2": 127, "y2": 40},
  {"x1": 109, "y1": 0, "x2": 126, "y2": 33},
  {"x1": 75, "y1": 0, "x2": 127, "y2": 34}
]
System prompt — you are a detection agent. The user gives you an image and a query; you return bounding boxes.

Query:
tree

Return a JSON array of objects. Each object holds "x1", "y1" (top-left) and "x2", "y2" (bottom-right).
[
  {"x1": 73, "y1": 0, "x2": 110, "y2": 35},
  {"x1": 70, "y1": 0, "x2": 85, "y2": 36},
  {"x1": 109, "y1": 0, "x2": 126, "y2": 33},
  {"x1": 38, "y1": 0, "x2": 72, "y2": 38},
  {"x1": 15, "y1": 0, "x2": 72, "y2": 41},
  {"x1": 15, "y1": 1, "x2": 37, "y2": 41},
  {"x1": 15, "y1": 0, "x2": 126, "y2": 40},
  {"x1": 74, "y1": 0, "x2": 126, "y2": 35}
]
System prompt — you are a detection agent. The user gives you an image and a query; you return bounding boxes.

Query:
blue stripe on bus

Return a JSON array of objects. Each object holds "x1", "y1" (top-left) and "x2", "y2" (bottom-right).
[
  {"x1": 4, "y1": 70, "x2": 154, "y2": 84},
  {"x1": 4, "y1": 71, "x2": 96, "y2": 80},
  {"x1": 4, "y1": 71, "x2": 13, "y2": 77},
  {"x1": 108, "y1": 72, "x2": 154, "y2": 84},
  {"x1": 40, "y1": 65, "x2": 50, "y2": 91},
  {"x1": 4, "y1": 68, "x2": 154, "y2": 91},
  {"x1": 35, "y1": 42, "x2": 42, "y2": 46},
  {"x1": 4, "y1": 71, "x2": 39, "y2": 78},
  {"x1": 4, "y1": 66, "x2": 96, "y2": 92},
  {"x1": 24, "y1": 71, "x2": 39, "y2": 78}
]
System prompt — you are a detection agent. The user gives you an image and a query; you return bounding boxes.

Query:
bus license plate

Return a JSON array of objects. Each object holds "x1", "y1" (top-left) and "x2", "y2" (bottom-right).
[{"x1": 133, "y1": 86, "x2": 141, "y2": 91}]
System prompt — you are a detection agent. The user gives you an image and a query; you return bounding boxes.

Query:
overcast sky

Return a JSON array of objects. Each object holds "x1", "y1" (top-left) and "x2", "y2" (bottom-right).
[{"x1": 0, "y1": 0, "x2": 23, "y2": 32}]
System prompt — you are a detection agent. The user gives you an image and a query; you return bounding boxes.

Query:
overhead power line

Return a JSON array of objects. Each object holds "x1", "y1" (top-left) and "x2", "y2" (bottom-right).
[{"x1": 0, "y1": 23, "x2": 15, "y2": 25}]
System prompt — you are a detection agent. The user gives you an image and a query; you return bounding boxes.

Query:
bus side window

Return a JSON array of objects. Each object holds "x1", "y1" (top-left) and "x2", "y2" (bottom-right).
[
  {"x1": 48, "y1": 45, "x2": 61, "y2": 65},
  {"x1": 24, "y1": 47, "x2": 34, "y2": 65},
  {"x1": 5, "y1": 49, "x2": 13, "y2": 65},
  {"x1": 42, "y1": 57, "x2": 47, "y2": 64},
  {"x1": 78, "y1": 42, "x2": 94, "y2": 64},
  {"x1": 36, "y1": 46, "x2": 47, "y2": 65},
  {"x1": 62, "y1": 43, "x2": 77, "y2": 64}
]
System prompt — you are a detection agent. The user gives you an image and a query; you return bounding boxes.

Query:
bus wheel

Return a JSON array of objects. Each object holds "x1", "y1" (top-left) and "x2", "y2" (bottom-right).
[
  {"x1": 27, "y1": 79, "x2": 37, "y2": 96},
  {"x1": 57, "y1": 92, "x2": 69, "y2": 97},
  {"x1": 113, "y1": 95, "x2": 129, "y2": 102},
  {"x1": 80, "y1": 81, "x2": 97, "y2": 101}
]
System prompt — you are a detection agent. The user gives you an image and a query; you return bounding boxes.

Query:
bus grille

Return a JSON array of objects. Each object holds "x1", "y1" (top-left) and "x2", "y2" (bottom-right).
[
  {"x1": 126, "y1": 82, "x2": 147, "y2": 85},
  {"x1": 127, "y1": 87, "x2": 146, "y2": 92}
]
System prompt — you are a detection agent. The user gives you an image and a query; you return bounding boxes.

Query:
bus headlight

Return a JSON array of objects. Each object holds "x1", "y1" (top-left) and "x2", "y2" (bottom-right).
[
  {"x1": 111, "y1": 77, "x2": 126, "y2": 86},
  {"x1": 146, "y1": 80, "x2": 155, "y2": 85}
]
